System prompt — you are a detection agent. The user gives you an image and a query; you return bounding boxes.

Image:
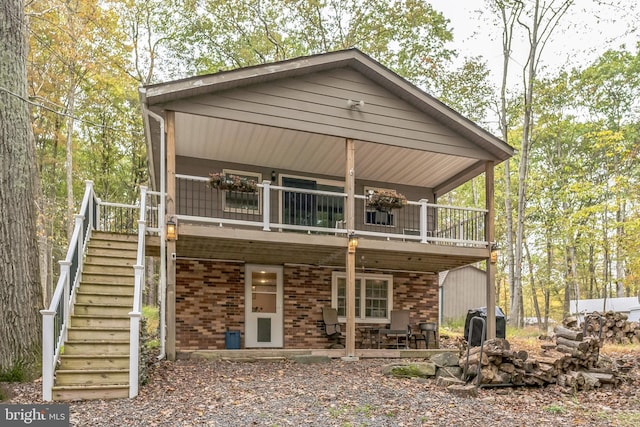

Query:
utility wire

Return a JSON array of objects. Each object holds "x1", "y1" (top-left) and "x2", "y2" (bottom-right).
[{"x1": 0, "y1": 86, "x2": 143, "y2": 136}]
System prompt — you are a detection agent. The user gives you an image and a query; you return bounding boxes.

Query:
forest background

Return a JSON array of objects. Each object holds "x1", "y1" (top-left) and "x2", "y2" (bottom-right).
[{"x1": 20, "y1": 0, "x2": 640, "y2": 330}]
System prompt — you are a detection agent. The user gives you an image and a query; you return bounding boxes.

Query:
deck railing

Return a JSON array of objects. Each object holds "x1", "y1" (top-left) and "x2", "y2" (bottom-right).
[{"x1": 176, "y1": 174, "x2": 488, "y2": 247}]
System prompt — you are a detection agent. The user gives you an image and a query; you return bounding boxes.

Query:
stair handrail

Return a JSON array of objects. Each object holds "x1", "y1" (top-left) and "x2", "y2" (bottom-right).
[
  {"x1": 129, "y1": 186, "x2": 147, "y2": 398},
  {"x1": 41, "y1": 180, "x2": 97, "y2": 401}
]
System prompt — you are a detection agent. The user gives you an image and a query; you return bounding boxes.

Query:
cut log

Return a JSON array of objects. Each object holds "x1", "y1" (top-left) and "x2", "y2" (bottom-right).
[
  {"x1": 554, "y1": 325, "x2": 583, "y2": 341},
  {"x1": 556, "y1": 336, "x2": 588, "y2": 351}
]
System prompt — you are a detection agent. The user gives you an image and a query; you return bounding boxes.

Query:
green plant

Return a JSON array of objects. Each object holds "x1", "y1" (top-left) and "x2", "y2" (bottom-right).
[
  {"x1": 543, "y1": 404, "x2": 565, "y2": 414},
  {"x1": 209, "y1": 172, "x2": 257, "y2": 192},
  {"x1": 389, "y1": 365, "x2": 425, "y2": 378},
  {"x1": 354, "y1": 404, "x2": 374, "y2": 417},
  {"x1": 328, "y1": 405, "x2": 349, "y2": 418},
  {"x1": 142, "y1": 305, "x2": 159, "y2": 338},
  {"x1": 0, "y1": 384, "x2": 10, "y2": 401},
  {"x1": 366, "y1": 189, "x2": 407, "y2": 211},
  {"x1": 0, "y1": 362, "x2": 29, "y2": 382}
]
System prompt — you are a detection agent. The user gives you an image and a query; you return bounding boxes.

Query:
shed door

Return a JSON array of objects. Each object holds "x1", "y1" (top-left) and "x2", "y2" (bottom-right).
[{"x1": 245, "y1": 265, "x2": 283, "y2": 348}]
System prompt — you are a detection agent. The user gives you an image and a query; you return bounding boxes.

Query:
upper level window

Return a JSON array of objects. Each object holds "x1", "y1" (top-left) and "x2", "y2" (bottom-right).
[
  {"x1": 364, "y1": 186, "x2": 395, "y2": 226},
  {"x1": 223, "y1": 169, "x2": 261, "y2": 214},
  {"x1": 332, "y1": 272, "x2": 393, "y2": 323}
]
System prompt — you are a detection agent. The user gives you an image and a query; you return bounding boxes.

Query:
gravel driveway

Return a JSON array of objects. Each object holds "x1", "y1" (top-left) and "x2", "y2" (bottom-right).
[{"x1": 5, "y1": 356, "x2": 640, "y2": 426}]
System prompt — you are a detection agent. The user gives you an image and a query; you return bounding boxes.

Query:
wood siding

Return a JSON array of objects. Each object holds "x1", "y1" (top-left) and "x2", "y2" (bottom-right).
[
  {"x1": 166, "y1": 68, "x2": 493, "y2": 160},
  {"x1": 441, "y1": 266, "x2": 487, "y2": 322}
]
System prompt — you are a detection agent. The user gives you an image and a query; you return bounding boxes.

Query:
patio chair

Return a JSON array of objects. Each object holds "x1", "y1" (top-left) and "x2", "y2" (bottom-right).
[
  {"x1": 322, "y1": 307, "x2": 344, "y2": 348},
  {"x1": 382, "y1": 310, "x2": 411, "y2": 349},
  {"x1": 412, "y1": 322, "x2": 437, "y2": 349}
]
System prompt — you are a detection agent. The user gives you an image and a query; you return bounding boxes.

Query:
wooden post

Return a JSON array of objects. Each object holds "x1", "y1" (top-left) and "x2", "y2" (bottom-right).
[
  {"x1": 485, "y1": 161, "x2": 496, "y2": 340},
  {"x1": 166, "y1": 111, "x2": 177, "y2": 360},
  {"x1": 344, "y1": 138, "x2": 357, "y2": 359}
]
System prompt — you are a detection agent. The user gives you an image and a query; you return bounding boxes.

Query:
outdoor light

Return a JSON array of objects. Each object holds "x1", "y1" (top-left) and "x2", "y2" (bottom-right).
[
  {"x1": 490, "y1": 242, "x2": 499, "y2": 264},
  {"x1": 348, "y1": 233, "x2": 359, "y2": 253},
  {"x1": 166, "y1": 218, "x2": 178, "y2": 241}
]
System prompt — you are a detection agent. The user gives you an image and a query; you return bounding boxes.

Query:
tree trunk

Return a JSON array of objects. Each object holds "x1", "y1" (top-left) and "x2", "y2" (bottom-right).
[
  {"x1": 495, "y1": 0, "x2": 521, "y2": 323},
  {"x1": 0, "y1": 0, "x2": 44, "y2": 376},
  {"x1": 525, "y1": 241, "x2": 542, "y2": 330},
  {"x1": 65, "y1": 1, "x2": 77, "y2": 241},
  {"x1": 615, "y1": 201, "x2": 625, "y2": 297}
]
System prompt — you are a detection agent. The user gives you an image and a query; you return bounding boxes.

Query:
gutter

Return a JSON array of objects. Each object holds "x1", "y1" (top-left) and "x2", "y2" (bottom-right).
[{"x1": 140, "y1": 90, "x2": 167, "y2": 360}]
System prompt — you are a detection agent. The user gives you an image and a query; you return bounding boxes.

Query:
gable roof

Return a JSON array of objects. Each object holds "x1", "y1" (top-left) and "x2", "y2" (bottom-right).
[
  {"x1": 140, "y1": 49, "x2": 513, "y2": 194},
  {"x1": 142, "y1": 49, "x2": 512, "y2": 162}
]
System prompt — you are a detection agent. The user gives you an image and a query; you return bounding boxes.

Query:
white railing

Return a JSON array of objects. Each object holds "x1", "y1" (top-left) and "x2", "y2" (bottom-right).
[
  {"x1": 129, "y1": 186, "x2": 147, "y2": 398},
  {"x1": 42, "y1": 182, "x2": 155, "y2": 401},
  {"x1": 175, "y1": 174, "x2": 488, "y2": 247},
  {"x1": 41, "y1": 180, "x2": 98, "y2": 401}
]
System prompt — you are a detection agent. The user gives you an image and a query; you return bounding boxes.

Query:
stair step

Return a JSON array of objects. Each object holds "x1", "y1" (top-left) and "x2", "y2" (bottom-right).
[
  {"x1": 83, "y1": 263, "x2": 136, "y2": 275},
  {"x1": 89, "y1": 233, "x2": 138, "y2": 249},
  {"x1": 74, "y1": 303, "x2": 132, "y2": 316},
  {"x1": 84, "y1": 254, "x2": 137, "y2": 266},
  {"x1": 64, "y1": 340, "x2": 130, "y2": 355},
  {"x1": 55, "y1": 369, "x2": 130, "y2": 386},
  {"x1": 58, "y1": 355, "x2": 129, "y2": 370},
  {"x1": 82, "y1": 273, "x2": 135, "y2": 285},
  {"x1": 75, "y1": 292, "x2": 134, "y2": 305},
  {"x1": 91, "y1": 231, "x2": 138, "y2": 242},
  {"x1": 79, "y1": 283, "x2": 134, "y2": 295},
  {"x1": 71, "y1": 315, "x2": 130, "y2": 328},
  {"x1": 52, "y1": 384, "x2": 129, "y2": 401},
  {"x1": 68, "y1": 327, "x2": 130, "y2": 341},
  {"x1": 87, "y1": 247, "x2": 138, "y2": 257}
]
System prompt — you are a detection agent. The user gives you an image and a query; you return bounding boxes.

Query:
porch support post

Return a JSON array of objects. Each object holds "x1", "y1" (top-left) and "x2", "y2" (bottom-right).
[
  {"x1": 166, "y1": 111, "x2": 177, "y2": 360},
  {"x1": 344, "y1": 138, "x2": 357, "y2": 360},
  {"x1": 485, "y1": 161, "x2": 496, "y2": 340}
]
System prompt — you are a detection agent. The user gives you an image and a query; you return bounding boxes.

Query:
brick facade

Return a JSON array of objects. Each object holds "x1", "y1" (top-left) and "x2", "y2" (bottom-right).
[{"x1": 175, "y1": 259, "x2": 439, "y2": 350}]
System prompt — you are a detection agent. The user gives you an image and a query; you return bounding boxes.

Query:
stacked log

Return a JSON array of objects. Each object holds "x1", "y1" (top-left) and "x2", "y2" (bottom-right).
[
  {"x1": 583, "y1": 311, "x2": 640, "y2": 344},
  {"x1": 458, "y1": 328, "x2": 618, "y2": 390}
]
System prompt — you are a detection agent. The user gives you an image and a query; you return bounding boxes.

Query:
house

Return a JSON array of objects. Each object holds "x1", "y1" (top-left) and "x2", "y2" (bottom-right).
[
  {"x1": 41, "y1": 49, "x2": 513, "y2": 400},
  {"x1": 439, "y1": 265, "x2": 487, "y2": 323},
  {"x1": 570, "y1": 297, "x2": 640, "y2": 323}
]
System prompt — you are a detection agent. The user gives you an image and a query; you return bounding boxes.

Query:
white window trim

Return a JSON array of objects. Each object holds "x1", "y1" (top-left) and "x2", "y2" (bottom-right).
[
  {"x1": 364, "y1": 185, "x2": 396, "y2": 227},
  {"x1": 331, "y1": 271, "x2": 393, "y2": 323},
  {"x1": 222, "y1": 168, "x2": 262, "y2": 214}
]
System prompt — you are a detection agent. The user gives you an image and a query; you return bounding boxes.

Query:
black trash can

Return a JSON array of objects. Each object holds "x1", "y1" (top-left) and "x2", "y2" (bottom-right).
[
  {"x1": 464, "y1": 307, "x2": 506, "y2": 346},
  {"x1": 225, "y1": 331, "x2": 241, "y2": 349}
]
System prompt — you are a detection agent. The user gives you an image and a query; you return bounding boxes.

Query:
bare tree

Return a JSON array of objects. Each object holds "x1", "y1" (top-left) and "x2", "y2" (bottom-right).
[{"x1": 510, "y1": 0, "x2": 574, "y2": 327}]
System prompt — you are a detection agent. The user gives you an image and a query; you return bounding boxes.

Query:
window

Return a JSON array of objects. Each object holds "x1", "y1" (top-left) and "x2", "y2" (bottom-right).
[
  {"x1": 280, "y1": 175, "x2": 344, "y2": 228},
  {"x1": 332, "y1": 272, "x2": 393, "y2": 322},
  {"x1": 223, "y1": 169, "x2": 261, "y2": 214},
  {"x1": 364, "y1": 186, "x2": 395, "y2": 226}
]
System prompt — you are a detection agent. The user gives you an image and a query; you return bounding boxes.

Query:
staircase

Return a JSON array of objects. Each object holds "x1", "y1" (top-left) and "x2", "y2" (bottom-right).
[{"x1": 52, "y1": 231, "x2": 138, "y2": 400}]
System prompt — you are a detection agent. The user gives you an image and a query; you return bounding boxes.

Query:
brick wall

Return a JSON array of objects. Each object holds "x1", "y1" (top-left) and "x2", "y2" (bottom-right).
[
  {"x1": 175, "y1": 259, "x2": 244, "y2": 350},
  {"x1": 175, "y1": 259, "x2": 439, "y2": 350}
]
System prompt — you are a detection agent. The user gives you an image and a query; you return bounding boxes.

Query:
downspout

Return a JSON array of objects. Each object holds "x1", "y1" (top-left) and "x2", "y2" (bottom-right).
[{"x1": 140, "y1": 94, "x2": 167, "y2": 360}]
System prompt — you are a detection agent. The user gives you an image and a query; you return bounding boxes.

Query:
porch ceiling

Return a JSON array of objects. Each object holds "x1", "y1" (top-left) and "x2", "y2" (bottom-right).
[
  {"x1": 174, "y1": 113, "x2": 478, "y2": 189},
  {"x1": 149, "y1": 224, "x2": 488, "y2": 273}
]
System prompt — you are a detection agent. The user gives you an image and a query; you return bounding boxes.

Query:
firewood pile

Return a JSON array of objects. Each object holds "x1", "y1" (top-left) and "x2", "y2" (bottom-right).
[
  {"x1": 458, "y1": 326, "x2": 618, "y2": 390},
  {"x1": 578, "y1": 311, "x2": 640, "y2": 344}
]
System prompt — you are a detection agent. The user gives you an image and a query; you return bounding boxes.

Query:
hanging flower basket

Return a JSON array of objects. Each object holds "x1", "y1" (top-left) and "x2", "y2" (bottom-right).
[
  {"x1": 367, "y1": 189, "x2": 407, "y2": 212},
  {"x1": 209, "y1": 172, "x2": 258, "y2": 193}
]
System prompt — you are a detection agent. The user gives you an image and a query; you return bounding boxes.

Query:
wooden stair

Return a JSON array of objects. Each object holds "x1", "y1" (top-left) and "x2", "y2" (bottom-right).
[{"x1": 53, "y1": 231, "x2": 138, "y2": 401}]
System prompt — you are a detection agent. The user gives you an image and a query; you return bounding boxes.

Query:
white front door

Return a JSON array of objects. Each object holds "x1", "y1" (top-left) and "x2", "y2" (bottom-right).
[{"x1": 245, "y1": 265, "x2": 283, "y2": 347}]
